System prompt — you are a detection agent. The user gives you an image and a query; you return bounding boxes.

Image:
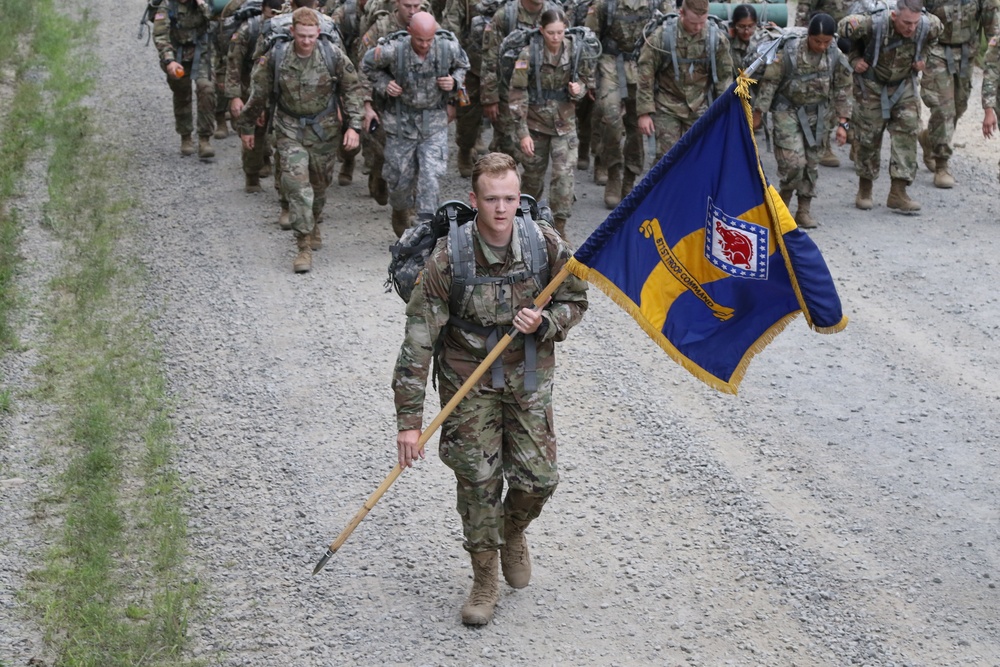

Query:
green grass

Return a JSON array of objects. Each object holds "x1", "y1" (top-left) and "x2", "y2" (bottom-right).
[{"x1": 0, "y1": 0, "x2": 200, "y2": 665}]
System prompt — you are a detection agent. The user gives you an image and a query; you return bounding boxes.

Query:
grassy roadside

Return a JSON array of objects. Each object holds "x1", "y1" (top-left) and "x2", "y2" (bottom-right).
[{"x1": 0, "y1": 0, "x2": 200, "y2": 665}]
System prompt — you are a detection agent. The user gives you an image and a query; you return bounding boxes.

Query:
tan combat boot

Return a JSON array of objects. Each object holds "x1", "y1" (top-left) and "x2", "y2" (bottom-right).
[
  {"x1": 855, "y1": 177, "x2": 874, "y2": 210},
  {"x1": 918, "y1": 129, "x2": 935, "y2": 172},
  {"x1": 886, "y1": 178, "x2": 921, "y2": 214},
  {"x1": 259, "y1": 160, "x2": 273, "y2": 179},
  {"x1": 621, "y1": 169, "x2": 636, "y2": 201},
  {"x1": 198, "y1": 136, "x2": 215, "y2": 159},
  {"x1": 778, "y1": 186, "x2": 795, "y2": 206},
  {"x1": 310, "y1": 222, "x2": 322, "y2": 251},
  {"x1": 293, "y1": 234, "x2": 312, "y2": 273},
  {"x1": 604, "y1": 165, "x2": 623, "y2": 209},
  {"x1": 593, "y1": 155, "x2": 608, "y2": 185},
  {"x1": 338, "y1": 154, "x2": 354, "y2": 186},
  {"x1": 214, "y1": 112, "x2": 229, "y2": 139},
  {"x1": 245, "y1": 173, "x2": 262, "y2": 193},
  {"x1": 794, "y1": 196, "x2": 817, "y2": 229},
  {"x1": 819, "y1": 143, "x2": 840, "y2": 168},
  {"x1": 461, "y1": 551, "x2": 500, "y2": 626},
  {"x1": 391, "y1": 208, "x2": 409, "y2": 238},
  {"x1": 552, "y1": 216, "x2": 567, "y2": 237},
  {"x1": 500, "y1": 517, "x2": 532, "y2": 588},
  {"x1": 458, "y1": 148, "x2": 474, "y2": 178},
  {"x1": 933, "y1": 158, "x2": 955, "y2": 189},
  {"x1": 180, "y1": 134, "x2": 195, "y2": 156},
  {"x1": 278, "y1": 204, "x2": 291, "y2": 230}
]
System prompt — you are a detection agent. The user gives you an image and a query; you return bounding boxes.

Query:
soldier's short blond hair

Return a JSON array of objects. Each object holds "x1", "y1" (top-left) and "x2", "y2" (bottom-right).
[
  {"x1": 681, "y1": 0, "x2": 710, "y2": 15},
  {"x1": 472, "y1": 153, "x2": 521, "y2": 194},
  {"x1": 292, "y1": 7, "x2": 320, "y2": 27}
]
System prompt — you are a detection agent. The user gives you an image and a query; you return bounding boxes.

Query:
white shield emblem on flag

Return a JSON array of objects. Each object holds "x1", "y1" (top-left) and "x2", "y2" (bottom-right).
[{"x1": 704, "y1": 197, "x2": 769, "y2": 280}]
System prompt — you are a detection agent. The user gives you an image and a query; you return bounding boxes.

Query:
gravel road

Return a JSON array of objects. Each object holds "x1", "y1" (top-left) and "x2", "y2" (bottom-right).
[{"x1": 3, "y1": 1, "x2": 1000, "y2": 665}]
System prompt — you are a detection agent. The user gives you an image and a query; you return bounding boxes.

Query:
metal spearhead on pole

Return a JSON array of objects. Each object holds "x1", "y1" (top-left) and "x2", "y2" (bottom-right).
[{"x1": 311, "y1": 266, "x2": 571, "y2": 575}]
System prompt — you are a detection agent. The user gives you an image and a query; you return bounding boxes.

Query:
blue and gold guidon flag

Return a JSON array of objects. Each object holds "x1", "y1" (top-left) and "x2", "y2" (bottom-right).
[{"x1": 566, "y1": 76, "x2": 848, "y2": 394}]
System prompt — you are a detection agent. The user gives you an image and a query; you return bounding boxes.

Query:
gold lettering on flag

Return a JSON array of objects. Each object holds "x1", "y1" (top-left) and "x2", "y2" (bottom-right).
[{"x1": 640, "y1": 218, "x2": 735, "y2": 322}]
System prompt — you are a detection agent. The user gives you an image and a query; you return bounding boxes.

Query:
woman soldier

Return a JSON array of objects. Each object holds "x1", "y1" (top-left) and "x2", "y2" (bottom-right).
[
  {"x1": 752, "y1": 13, "x2": 851, "y2": 228},
  {"x1": 508, "y1": 8, "x2": 595, "y2": 237}
]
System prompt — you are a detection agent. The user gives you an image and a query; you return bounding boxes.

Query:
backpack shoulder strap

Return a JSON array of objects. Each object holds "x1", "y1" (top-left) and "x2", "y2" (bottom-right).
[{"x1": 447, "y1": 209, "x2": 477, "y2": 316}]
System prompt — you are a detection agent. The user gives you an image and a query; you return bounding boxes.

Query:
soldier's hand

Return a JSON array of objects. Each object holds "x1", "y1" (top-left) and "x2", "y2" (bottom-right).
[
  {"x1": 513, "y1": 302, "x2": 548, "y2": 335},
  {"x1": 853, "y1": 60, "x2": 869, "y2": 74},
  {"x1": 397, "y1": 429, "x2": 424, "y2": 468},
  {"x1": 835, "y1": 126, "x2": 847, "y2": 146},
  {"x1": 241, "y1": 134, "x2": 255, "y2": 151},
  {"x1": 638, "y1": 113, "x2": 655, "y2": 137},
  {"x1": 483, "y1": 103, "x2": 499, "y2": 121},
  {"x1": 343, "y1": 128, "x2": 360, "y2": 151},
  {"x1": 752, "y1": 109, "x2": 762, "y2": 131},
  {"x1": 447, "y1": 104, "x2": 457, "y2": 123},
  {"x1": 166, "y1": 61, "x2": 184, "y2": 79},
  {"x1": 386, "y1": 80, "x2": 403, "y2": 97},
  {"x1": 912, "y1": 60, "x2": 925, "y2": 73},
  {"x1": 568, "y1": 81, "x2": 582, "y2": 97},
  {"x1": 229, "y1": 97, "x2": 244, "y2": 119},
  {"x1": 437, "y1": 75, "x2": 456, "y2": 91},
  {"x1": 363, "y1": 103, "x2": 380, "y2": 127},
  {"x1": 984, "y1": 108, "x2": 998, "y2": 138},
  {"x1": 520, "y1": 135, "x2": 535, "y2": 157},
  {"x1": 255, "y1": 112, "x2": 267, "y2": 127}
]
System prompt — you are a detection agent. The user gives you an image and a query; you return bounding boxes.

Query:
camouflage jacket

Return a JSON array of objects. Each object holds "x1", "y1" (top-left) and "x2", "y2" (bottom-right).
[
  {"x1": 356, "y1": 12, "x2": 411, "y2": 103},
  {"x1": 508, "y1": 38, "x2": 594, "y2": 138},
  {"x1": 795, "y1": 0, "x2": 855, "y2": 26},
  {"x1": 924, "y1": 0, "x2": 999, "y2": 46},
  {"x1": 585, "y1": 0, "x2": 665, "y2": 58},
  {"x1": 392, "y1": 220, "x2": 588, "y2": 431},
  {"x1": 755, "y1": 35, "x2": 852, "y2": 119},
  {"x1": 441, "y1": 0, "x2": 494, "y2": 73},
  {"x1": 362, "y1": 31, "x2": 470, "y2": 135},
  {"x1": 838, "y1": 12, "x2": 942, "y2": 91},
  {"x1": 983, "y1": 36, "x2": 1000, "y2": 108},
  {"x1": 328, "y1": 0, "x2": 363, "y2": 55},
  {"x1": 238, "y1": 41, "x2": 364, "y2": 142},
  {"x1": 480, "y1": 0, "x2": 551, "y2": 105},
  {"x1": 223, "y1": 14, "x2": 263, "y2": 99},
  {"x1": 636, "y1": 18, "x2": 734, "y2": 118},
  {"x1": 153, "y1": 0, "x2": 215, "y2": 64}
]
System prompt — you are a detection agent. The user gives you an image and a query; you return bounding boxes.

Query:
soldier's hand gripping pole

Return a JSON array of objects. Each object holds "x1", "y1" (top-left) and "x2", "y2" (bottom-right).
[{"x1": 312, "y1": 265, "x2": 572, "y2": 575}]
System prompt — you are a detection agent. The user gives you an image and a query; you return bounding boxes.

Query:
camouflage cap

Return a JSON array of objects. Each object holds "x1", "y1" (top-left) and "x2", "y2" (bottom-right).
[{"x1": 681, "y1": 0, "x2": 709, "y2": 14}]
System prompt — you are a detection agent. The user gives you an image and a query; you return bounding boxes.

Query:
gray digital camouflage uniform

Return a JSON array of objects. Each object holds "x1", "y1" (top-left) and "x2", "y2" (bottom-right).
[
  {"x1": 392, "y1": 219, "x2": 588, "y2": 553},
  {"x1": 508, "y1": 36, "x2": 594, "y2": 221},
  {"x1": 637, "y1": 16, "x2": 733, "y2": 159},
  {"x1": 153, "y1": 0, "x2": 218, "y2": 139},
  {"x1": 238, "y1": 38, "x2": 364, "y2": 236},
  {"x1": 755, "y1": 34, "x2": 852, "y2": 198},
  {"x1": 362, "y1": 30, "x2": 470, "y2": 217},
  {"x1": 838, "y1": 11, "x2": 942, "y2": 183}
]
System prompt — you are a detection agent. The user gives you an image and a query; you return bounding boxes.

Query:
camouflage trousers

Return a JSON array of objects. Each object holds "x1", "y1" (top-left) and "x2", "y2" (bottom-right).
[
  {"x1": 852, "y1": 82, "x2": 920, "y2": 182},
  {"x1": 575, "y1": 92, "x2": 598, "y2": 160},
  {"x1": 438, "y1": 367, "x2": 558, "y2": 553},
  {"x1": 242, "y1": 120, "x2": 272, "y2": 176},
  {"x1": 213, "y1": 41, "x2": 229, "y2": 116},
  {"x1": 919, "y1": 49, "x2": 973, "y2": 161},
  {"x1": 651, "y1": 109, "x2": 697, "y2": 162},
  {"x1": 163, "y1": 57, "x2": 217, "y2": 138},
  {"x1": 362, "y1": 113, "x2": 386, "y2": 186},
  {"x1": 455, "y1": 70, "x2": 483, "y2": 152},
  {"x1": 596, "y1": 57, "x2": 644, "y2": 177},
  {"x1": 489, "y1": 97, "x2": 521, "y2": 163},
  {"x1": 275, "y1": 133, "x2": 338, "y2": 236},
  {"x1": 383, "y1": 125, "x2": 448, "y2": 216},
  {"x1": 520, "y1": 129, "x2": 578, "y2": 220},
  {"x1": 772, "y1": 108, "x2": 821, "y2": 198}
]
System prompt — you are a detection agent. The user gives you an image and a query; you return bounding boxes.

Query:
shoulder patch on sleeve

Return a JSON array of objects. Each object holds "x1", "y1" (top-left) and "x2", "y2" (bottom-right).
[
  {"x1": 374, "y1": 45, "x2": 382, "y2": 59},
  {"x1": 484, "y1": 23, "x2": 492, "y2": 32},
  {"x1": 363, "y1": 33, "x2": 372, "y2": 46},
  {"x1": 155, "y1": 11, "x2": 167, "y2": 20},
  {"x1": 846, "y1": 17, "x2": 860, "y2": 30},
  {"x1": 259, "y1": 56, "x2": 268, "y2": 65},
  {"x1": 991, "y1": 35, "x2": 999, "y2": 47},
  {"x1": 514, "y1": 59, "x2": 529, "y2": 69}
]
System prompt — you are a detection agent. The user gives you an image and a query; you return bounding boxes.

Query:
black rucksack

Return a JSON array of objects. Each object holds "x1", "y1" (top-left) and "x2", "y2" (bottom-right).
[{"x1": 385, "y1": 195, "x2": 553, "y2": 304}]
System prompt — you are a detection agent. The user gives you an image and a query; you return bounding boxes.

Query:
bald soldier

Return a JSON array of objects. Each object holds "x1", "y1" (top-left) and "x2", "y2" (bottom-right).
[{"x1": 362, "y1": 12, "x2": 469, "y2": 236}]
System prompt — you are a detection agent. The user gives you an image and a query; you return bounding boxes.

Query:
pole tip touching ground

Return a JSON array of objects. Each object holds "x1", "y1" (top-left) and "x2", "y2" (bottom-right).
[{"x1": 312, "y1": 549, "x2": 335, "y2": 576}]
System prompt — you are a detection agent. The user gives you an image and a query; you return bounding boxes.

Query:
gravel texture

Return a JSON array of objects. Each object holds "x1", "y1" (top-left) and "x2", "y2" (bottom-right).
[{"x1": 3, "y1": 2, "x2": 1000, "y2": 665}]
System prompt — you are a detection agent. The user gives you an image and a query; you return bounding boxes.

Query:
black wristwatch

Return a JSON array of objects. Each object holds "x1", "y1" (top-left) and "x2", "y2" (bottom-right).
[{"x1": 838, "y1": 120, "x2": 850, "y2": 130}]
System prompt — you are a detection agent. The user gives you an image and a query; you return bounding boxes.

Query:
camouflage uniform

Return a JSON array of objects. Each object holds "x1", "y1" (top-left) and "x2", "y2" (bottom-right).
[
  {"x1": 225, "y1": 12, "x2": 272, "y2": 177},
  {"x1": 636, "y1": 15, "x2": 733, "y2": 159},
  {"x1": 795, "y1": 0, "x2": 854, "y2": 26},
  {"x1": 920, "y1": 0, "x2": 999, "y2": 162},
  {"x1": 586, "y1": 0, "x2": 667, "y2": 180},
  {"x1": 982, "y1": 37, "x2": 1000, "y2": 176},
  {"x1": 755, "y1": 34, "x2": 852, "y2": 198},
  {"x1": 838, "y1": 11, "x2": 942, "y2": 183},
  {"x1": 238, "y1": 39, "x2": 364, "y2": 237},
  {"x1": 481, "y1": 0, "x2": 554, "y2": 159},
  {"x1": 441, "y1": 0, "x2": 492, "y2": 160},
  {"x1": 362, "y1": 31, "x2": 470, "y2": 217},
  {"x1": 153, "y1": 0, "x2": 218, "y2": 140},
  {"x1": 509, "y1": 37, "x2": 594, "y2": 220},
  {"x1": 357, "y1": 12, "x2": 411, "y2": 201},
  {"x1": 214, "y1": 0, "x2": 250, "y2": 130},
  {"x1": 392, "y1": 220, "x2": 588, "y2": 553}
]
